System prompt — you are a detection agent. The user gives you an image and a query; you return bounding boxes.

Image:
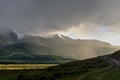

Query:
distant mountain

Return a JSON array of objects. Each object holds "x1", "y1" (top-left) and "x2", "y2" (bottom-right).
[
  {"x1": 20, "y1": 34, "x2": 120, "y2": 59},
  {"x1": 0, "y1": 31, "x2": 18, "y2": 47},
  {"x1": 0, "y1": 31, "x2": 119, "y2": 63},
  {"x1": 0, "y1": 42, "x2": 75, "y2": 63}
]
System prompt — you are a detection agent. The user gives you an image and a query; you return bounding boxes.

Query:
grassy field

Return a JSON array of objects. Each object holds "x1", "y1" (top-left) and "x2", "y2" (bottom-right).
[
  {"x1": 0, "y1": 64, "x2": 58, "y2": 70},
  {"x1": 0, "y1": 69, "x2": 43, "y2": 80},
  {"x1": 0, "y1": 57, "x2": 108, "y2": 80},
  {"x1": 0, "y1": 64, "x2": 58, "y2": 80},
  {"x1": 0, "y1": 66, "x2": 120, "y2": 80},
  {"x1": 0, "y1": 53, "x2": 120, "y2": 80}
]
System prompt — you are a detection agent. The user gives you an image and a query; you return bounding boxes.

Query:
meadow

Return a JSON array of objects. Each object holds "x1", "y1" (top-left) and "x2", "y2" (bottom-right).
[
  {"x1": 0, "y1": 57, "x2": 109, "y2": 80},
  {"x1": 0, "y1": 64, "x2": 57, "y2": 70},
  {"x1": 0, "y1": 64, "x2": 58, "y2": 80},
  {"x1": 0, "y1": 53, "x2": 120, "y2": 80}
]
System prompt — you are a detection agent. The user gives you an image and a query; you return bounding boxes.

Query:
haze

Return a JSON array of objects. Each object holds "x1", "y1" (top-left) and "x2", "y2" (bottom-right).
[{"x1": 0, "y1": 0, "x2": 120, "y2": 45}]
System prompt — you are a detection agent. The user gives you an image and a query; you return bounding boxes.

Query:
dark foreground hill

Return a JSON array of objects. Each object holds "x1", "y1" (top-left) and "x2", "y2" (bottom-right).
[{"x1": 16, "y1": 50, "x2": 120, "y2": 80}]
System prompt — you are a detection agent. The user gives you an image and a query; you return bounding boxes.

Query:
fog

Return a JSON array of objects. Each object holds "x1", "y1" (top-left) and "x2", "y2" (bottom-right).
[{"x1": 0, "y1": 0, "x2": 120, "y2": 45}]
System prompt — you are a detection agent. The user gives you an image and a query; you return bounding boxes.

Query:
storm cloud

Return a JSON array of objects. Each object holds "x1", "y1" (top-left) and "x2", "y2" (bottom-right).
[{"x1": 0, "y1": 0, "x2": 120, "y2": 43}]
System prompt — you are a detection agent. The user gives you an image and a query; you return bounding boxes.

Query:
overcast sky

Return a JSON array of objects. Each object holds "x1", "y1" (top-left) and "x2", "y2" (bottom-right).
[{"x1": 0, "y1": 0, "x2": 120, "y2": 45}]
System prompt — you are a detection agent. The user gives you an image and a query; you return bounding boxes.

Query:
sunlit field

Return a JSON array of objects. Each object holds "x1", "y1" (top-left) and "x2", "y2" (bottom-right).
[
  {"x1": 0, "y1": 64, "x2": 58, "y2": 70},
  {"x1": 0, "y1": 64, "x2": 58, "y2": 80}
]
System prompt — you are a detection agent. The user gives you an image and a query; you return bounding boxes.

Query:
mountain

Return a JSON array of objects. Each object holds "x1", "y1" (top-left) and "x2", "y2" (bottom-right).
[
  {"x1": 18, "y1": 50, "x2": 120, "y2": 80},
  {"x1": 0, "y1": 42, "x2": 75, "y2": 63},
  {"x1": 0, "y1": 31, "x2": 18, "y2": 47},
  {"x1": 20, "y1": 34, "x2": 120, "y2": 59},
  {"x1": 0, "y1": 31, "x2": 119, "y2": 63},
  {"x1": 50, "y1": 50, "x2": 120, "y2": 80}
]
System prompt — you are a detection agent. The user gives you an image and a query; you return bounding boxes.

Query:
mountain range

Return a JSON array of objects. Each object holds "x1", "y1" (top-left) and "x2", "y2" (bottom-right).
[{"x1": 0, "y1": 31, "x2": 119, "y2": 63}]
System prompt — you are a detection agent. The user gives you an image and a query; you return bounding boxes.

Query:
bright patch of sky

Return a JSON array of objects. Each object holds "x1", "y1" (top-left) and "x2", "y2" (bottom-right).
[{"x1": 51, "y1": 24, "x2": 120, "y2": 46}]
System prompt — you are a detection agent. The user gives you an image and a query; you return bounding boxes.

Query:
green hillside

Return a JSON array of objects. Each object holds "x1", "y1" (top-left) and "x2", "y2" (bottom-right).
[
  {"x1": 21, "y1": 34, "x2": 119, "y2": 59},
  {"x1": 0, "y1": 42, "x2": 74, "y2": 63},
  {"x1": 0, "y1": 32, "x2": 119, "y2": 63},
  {"x1": 15, "y1": 50, "x2": 120, "y2": 80}
]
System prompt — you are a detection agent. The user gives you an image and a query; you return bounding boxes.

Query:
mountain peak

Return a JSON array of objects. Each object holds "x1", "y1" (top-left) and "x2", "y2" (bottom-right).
[
  {"x1": 51, "y1": 34, "x2": 64, "y2": 39},
  {"x1": 58, "y1": 34, "x2": 64, "y2": 39},
  {"x1": 51, "y1": 34, "x2": 71, "y2": 40}
]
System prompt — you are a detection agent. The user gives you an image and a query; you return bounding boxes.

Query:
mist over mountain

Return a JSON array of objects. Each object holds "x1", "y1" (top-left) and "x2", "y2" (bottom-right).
[
  {"x1": 0, "y1": 31, "x2": 119, "y2": 62},
  {"x1": 0, "y1": 1, "x2": 120, "y2": 80},
  {"x1": 0, "y1": 31, "x2": 18, "y2": 46},
  {"x1": 22, "y1": 34, "x2": 120, "y2": 59},
  {"x1": 0, "y1": 0, "x2": 120, "y2": 45}
]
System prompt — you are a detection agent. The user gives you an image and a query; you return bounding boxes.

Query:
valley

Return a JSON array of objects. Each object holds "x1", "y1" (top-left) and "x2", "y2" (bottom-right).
[{"x1": 0, "y1": 50, "x2": 120, "y2": 80}]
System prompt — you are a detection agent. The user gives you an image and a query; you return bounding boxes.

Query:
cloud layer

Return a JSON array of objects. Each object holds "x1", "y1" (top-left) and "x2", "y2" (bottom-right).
[{"x1": 0, "y1": 0, "x2": 120, "y2": 44}]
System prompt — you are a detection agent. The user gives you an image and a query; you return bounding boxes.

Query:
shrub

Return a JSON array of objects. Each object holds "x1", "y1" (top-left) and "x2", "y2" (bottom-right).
[{"x1": 17, "y1": 74, "x2": 26, "y2": 80}]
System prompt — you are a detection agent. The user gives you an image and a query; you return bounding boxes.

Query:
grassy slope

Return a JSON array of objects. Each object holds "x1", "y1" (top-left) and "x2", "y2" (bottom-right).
[
  {"x1": 56, "y1": 50, "x2": 120, "y2": 80},
  {"x1": 6, "y1": 57, "x2": 109, "y2": 80},
  {"x1": 0, "y1": 50, "x2": 120, "y2": 80},
  {"x1": 0, "y1": 56, "x2": 108, "y2": 80},
  {"x1": 0, "y1": 67, "x2": 120, "y2": 80},
  {"x1": 15, "y1": 51, "x2": 120, "y2": 80},
  {"x1": 0, "y1": 42, "x2": 75, "y2": 63}
]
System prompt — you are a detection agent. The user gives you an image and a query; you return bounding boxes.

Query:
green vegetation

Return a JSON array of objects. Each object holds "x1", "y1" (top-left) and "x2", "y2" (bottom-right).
[
  {"x1": 0, "y1": 31, "x2": 119, "y2": 62},
  {"x1": 0, "y1": 32, "x2": 120, "y2": 80},
  {"x1": 2, "y1": 67, "x2": 120, "y2": 80},
  {"x1": 0, "y1": 64, "x2": 57, "y2": 70},
  {"x1": 0, "y1": 42, "x2": 75, "y2": 63},
  {"x1": 0, "y1": 56, "x2": 110, "y2": 80},
  {"x1": 0, "y1": 50, "x2": 118, "y2": 80}
]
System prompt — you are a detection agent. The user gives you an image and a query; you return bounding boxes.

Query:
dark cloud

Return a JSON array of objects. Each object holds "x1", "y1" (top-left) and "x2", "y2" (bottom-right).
[{"x1": 0, "y1": 0, "x2": 120, "y2": 36}]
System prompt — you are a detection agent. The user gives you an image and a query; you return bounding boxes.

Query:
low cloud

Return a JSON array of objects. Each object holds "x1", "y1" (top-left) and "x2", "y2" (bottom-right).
[{"x1": 0, "y1": 0, "x2": 120, "y2": 44}]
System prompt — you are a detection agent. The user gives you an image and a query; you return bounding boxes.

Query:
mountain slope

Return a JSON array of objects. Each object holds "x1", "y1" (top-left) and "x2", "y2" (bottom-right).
[
  {"x1": 21, "y1": 34, "x2": 120, "y2": 59},
  {"x1": 50, "y1": 50, "x2": 120, "y2": 80},
  {"x1": 0, "y1": 31, "x2": 18, "y2": 46},
  {"x1": 0, "y1": 31, "x2": 119, "y2": 63},
  {"x1": 0, "y1": 42, "x2": 75, "y2": 63},
  {"x1": 17, "y1": 50, "x2": 120, "y2": 80}
]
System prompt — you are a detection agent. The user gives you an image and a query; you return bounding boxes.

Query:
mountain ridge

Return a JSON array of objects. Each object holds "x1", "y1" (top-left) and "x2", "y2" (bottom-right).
[{"x1": 0, "y1": 31, "x2": 119, "y2": 63}]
